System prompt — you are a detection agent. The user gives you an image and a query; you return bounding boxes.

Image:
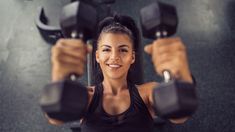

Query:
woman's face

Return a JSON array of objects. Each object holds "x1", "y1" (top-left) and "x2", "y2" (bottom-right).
[{"x1": 96, "y1": 33, "x2": 135, "y2": 80}]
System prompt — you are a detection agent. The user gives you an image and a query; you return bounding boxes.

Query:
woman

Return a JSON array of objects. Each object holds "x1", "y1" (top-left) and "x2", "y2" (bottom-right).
[{"x1": 48, "y1": 15, "x2": 194, "y2": 132}]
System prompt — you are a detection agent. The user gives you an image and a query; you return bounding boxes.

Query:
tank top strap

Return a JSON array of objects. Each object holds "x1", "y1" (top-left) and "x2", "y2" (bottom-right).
[
  {"x1": 128, "y1": 82, "x2": 153, "y2": 120},
  {"x1": 85, "y1": 83, "x2": 103, "y2": 116}
]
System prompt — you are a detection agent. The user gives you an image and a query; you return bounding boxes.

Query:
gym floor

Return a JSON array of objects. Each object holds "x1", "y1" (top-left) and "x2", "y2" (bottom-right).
[{"x1": 0, "y1": 0, "x2": 235, "y2": 132}]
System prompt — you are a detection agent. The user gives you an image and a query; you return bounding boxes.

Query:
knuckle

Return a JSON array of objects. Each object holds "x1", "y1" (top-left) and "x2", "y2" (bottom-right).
[
  {"x1": 56, "y1": 39, "x2": 65, "y2": 45},
  {"x1": 175, "y1": 37, "x2": 181, "y2": 42},
  {"x1": 156, "y1": 38, "x2": 164, "y2": 44},
  {"x1": 76, "y1": 40, "x2": 85, "y2": 47},
  {"x1": 77, "y1": 39, "x2": 85, "y2": 44},
  {"x1": 77, "y1": 52, "x2": 86, "y2": 60},
  {"x1": 175, "y1": 40, "x2": 186, "y2": 50},
  {"x1": 53, "y1": 50, "x2": 62, "y2": 60},
  {"x1": 51, "y1": 46, "x2": 57, "y2": 53}
]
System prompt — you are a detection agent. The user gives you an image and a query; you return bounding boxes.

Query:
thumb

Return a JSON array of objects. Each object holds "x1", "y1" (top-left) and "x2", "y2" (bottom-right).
[{"x1": 144, "y1": 44, "x2": 153, "y2": 55}]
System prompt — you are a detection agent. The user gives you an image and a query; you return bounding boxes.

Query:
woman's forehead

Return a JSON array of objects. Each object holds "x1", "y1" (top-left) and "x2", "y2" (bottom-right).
[
  {"x1": 98, "y1": 33, "x2": 133, "y2": 46},
  {"x1": 100, "y1": 44, "x2": 131, "y2": 48}
]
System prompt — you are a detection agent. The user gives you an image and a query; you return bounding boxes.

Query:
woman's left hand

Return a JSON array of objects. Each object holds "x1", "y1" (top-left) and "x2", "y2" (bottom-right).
[{"x1": 144, "y1": 37, "x2": 192, "y2": 83}]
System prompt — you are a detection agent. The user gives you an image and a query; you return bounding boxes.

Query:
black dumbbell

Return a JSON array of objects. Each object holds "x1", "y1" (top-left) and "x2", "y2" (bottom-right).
[
  {"x1": 60, "y1": 1, "x2": 98, "y2": 86},
  {"x1": 60, "y1": 1, "x2": 97, "y2": 41},
  {"x1": 39, "y1": 1, "x2": 98, "y2": 122},
  {"x1": 140, "y1": 1, "x2": 198, "y2": 119}
]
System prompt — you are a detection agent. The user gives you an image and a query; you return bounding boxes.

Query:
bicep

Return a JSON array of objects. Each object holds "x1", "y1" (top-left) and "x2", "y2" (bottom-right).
[{"x1": 139, "y1": 82, "x2": 158, "y2": 118}]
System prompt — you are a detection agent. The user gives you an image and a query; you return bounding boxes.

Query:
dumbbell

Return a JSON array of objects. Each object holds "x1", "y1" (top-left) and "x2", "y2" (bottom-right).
[
  {"x1": 39, "y1": 1, "x2": 98, "y2": 122},
  {"x1": 140, "y1": 1, "x2": 198, "y2": 119}
]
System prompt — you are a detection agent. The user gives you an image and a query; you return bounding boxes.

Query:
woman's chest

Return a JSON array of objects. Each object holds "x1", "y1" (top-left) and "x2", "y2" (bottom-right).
[{"x1": 102, "y1": 93, "x2": 131, "y2": 115}]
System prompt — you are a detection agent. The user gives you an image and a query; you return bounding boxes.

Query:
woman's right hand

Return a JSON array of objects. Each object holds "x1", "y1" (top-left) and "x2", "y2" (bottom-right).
[{"x1": 51, "y1": 39, "x2": 92, "y2": 82}]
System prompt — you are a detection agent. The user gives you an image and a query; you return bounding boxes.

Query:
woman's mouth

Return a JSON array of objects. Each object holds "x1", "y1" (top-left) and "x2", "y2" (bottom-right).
[{"x1": 107, "y1": 64, "x2": 122, "y2": 68}]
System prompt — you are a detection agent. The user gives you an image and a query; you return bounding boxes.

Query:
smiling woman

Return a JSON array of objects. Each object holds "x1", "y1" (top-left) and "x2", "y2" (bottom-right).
[
  {"x1": 96, "y1": 33, "x2": 135, "y2": 81},
  {"x1": 47, "y1": 14, "x2": 194, "y2": 132},
  {"x1": 92, "y1": 15, "x2": 140, "y2": 85},
  {"x1": 78, "y1": 16, "x2": 156, "y2": 132}
]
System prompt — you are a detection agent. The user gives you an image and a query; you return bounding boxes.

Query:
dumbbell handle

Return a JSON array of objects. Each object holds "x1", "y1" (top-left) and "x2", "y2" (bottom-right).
[
  {"x1": 69, "y1": 31, "x2": 92, "y2": 86},
  {"x1": 155, "y1": 30, "x2": 172, "y2": 83}
]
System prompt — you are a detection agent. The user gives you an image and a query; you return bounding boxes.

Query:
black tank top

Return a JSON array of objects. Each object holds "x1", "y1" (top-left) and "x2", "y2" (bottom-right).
[{"x1": 80, "y1": 82, "x2": 154, "y2": 132}]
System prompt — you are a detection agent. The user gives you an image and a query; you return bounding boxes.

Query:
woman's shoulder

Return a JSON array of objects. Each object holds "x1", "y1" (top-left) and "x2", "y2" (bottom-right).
[
  {"x1": 135, "y1": 81, "x2": 159, "y2": 102},
  {"x1": 136, "y1": 81, "x2": 159, "y2": 93}
]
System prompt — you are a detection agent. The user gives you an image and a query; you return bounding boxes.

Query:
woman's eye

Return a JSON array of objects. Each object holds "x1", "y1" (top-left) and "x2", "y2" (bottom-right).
[
  {"x1": 120, "y1": 49, "x2": 128, "y2": 52},
  {"x1": 102, "y1": 48, "x2": 110, "y2": 52}
]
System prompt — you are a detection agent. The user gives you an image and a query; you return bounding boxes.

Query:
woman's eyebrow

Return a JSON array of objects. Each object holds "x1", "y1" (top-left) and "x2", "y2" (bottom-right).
[
  {"x1": 119, "y1": 45, "x2": 130, "y2": 48},
  {"x1": 100, "y1": 45, "x2": 111, "y2": 48},
  {"x1": 100, "y1": 44, "x2": 130, "y2": 48}
]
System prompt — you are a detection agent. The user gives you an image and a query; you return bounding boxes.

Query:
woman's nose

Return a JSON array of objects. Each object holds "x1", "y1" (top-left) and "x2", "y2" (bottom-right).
[{"x1": 110, "y1": 50, "x2": 120, "y2": 61}]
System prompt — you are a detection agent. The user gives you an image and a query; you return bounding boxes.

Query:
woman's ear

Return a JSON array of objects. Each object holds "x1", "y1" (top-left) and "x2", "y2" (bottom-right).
[
  {"x1": 131, "y1": 51, "x2": 135, "y2": 64},
  {"x1": 96, "y1": 50, "x2": 100, "y2": 63}
]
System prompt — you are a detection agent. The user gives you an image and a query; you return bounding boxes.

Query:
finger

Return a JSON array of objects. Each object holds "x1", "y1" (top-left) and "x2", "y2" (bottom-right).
[
  {"x1": 155, "y1": 51, "x2": 184, "y2": 66},
  {"x1": 57, "y1": 53, "x2": 86, "y2": 65},
  {"x1": 155, "y1": 63, "x2": 181, "y2": 79},
  {"x1": 56, "y1": 39, "x2": 85, "y2": 49},
  {"x1": 144, "y1": 44, "x2": 153, "y2": 55},
  {"x1": 156, "y1": 41, "x2": 185, "y2": 55},
  {"x1": 53, "y1": 66, "x2": 85, "y2": 80},
  {"x1": 60, "y1": 47, "x2": 87, "y2": 62},
  {"x1": 52, "y1": 45, "x2": 86, "y2": 60},
  {"x1": 57, "y1": 59, "x2": 85, "y2": 76},
  {"x1": 51, "y1": 52, "x2": 86, "y2": 69},
  {"x1": 155, "y1": 55, "x2": 184, "y2": 79},
  {"x1": 156, "y1": 37, "x2": 182, "y2": 47},
  {"x1": 155, "y1": 53, "x2": 174, "y2": 66}
]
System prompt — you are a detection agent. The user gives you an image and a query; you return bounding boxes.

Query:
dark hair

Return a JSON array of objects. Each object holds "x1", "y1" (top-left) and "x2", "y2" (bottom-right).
[{"x1": 92, "y1": 14, "x2": 141, "y2": 84}]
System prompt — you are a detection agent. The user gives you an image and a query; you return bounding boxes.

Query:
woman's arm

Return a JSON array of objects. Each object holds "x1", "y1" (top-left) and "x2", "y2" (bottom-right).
[
  {"x1": 139, "y1": 82, "x2": 191, "y2": 124},
  {"x1": 143, "y1": 37, "x2": 194, "y2": 124},
  {"x1": 44, "y1": 38, "x2": 93, "y2": 125}
]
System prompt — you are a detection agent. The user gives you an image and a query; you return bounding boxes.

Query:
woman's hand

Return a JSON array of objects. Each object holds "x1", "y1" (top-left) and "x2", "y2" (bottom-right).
[
  {"x1": 144, "y1": 37, "x2": 192, "y2": 83},
  {"x1": 51, "y1": 39, "x2": 92, "y2": 82}
]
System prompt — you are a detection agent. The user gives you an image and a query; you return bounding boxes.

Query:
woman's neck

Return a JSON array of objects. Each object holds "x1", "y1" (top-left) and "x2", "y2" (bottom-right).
[{"x1": 102, "y1": 77, "x2": 128, "y2": 95}]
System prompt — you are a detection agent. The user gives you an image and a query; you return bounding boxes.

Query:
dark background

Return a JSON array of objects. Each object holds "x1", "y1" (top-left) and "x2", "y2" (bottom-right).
[{"x1": 0, "y1": 0, "x2": 235, "y2": 132}]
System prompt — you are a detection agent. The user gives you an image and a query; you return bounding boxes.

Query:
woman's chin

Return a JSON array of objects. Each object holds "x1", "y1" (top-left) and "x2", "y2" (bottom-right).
[{"x1": 105, "y1": 73, "x2": 126, "y2": 80}]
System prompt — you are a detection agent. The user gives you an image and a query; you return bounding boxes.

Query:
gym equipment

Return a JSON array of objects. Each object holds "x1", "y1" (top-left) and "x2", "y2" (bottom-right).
[
  {"x1": 35, "y1": 0, "x2": 115, "y2": 45},
  {"x1": 140, "y1": 1, "x2": 198, "y2": 119},
  {"x1": 35, "y1": 7, "x2": 63, "y2": 44},
  {"x1": 60, "y1": 1, "x2": 97, "y2": 41},
  {"x1": 60, "y1": 1, "x2": 98, "y2": 86},
  {"x1": 40, "y1": 79, "x2": 88, "y2": 122},
  {"x1": 40, "y1": 1, "x2": 98, "y2": 122}
]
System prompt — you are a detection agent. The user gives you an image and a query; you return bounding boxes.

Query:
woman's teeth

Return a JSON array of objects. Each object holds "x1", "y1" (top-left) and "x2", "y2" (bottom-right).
[{"x1": 108, "y1": 64, "x2": 121, "y2": 68}]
